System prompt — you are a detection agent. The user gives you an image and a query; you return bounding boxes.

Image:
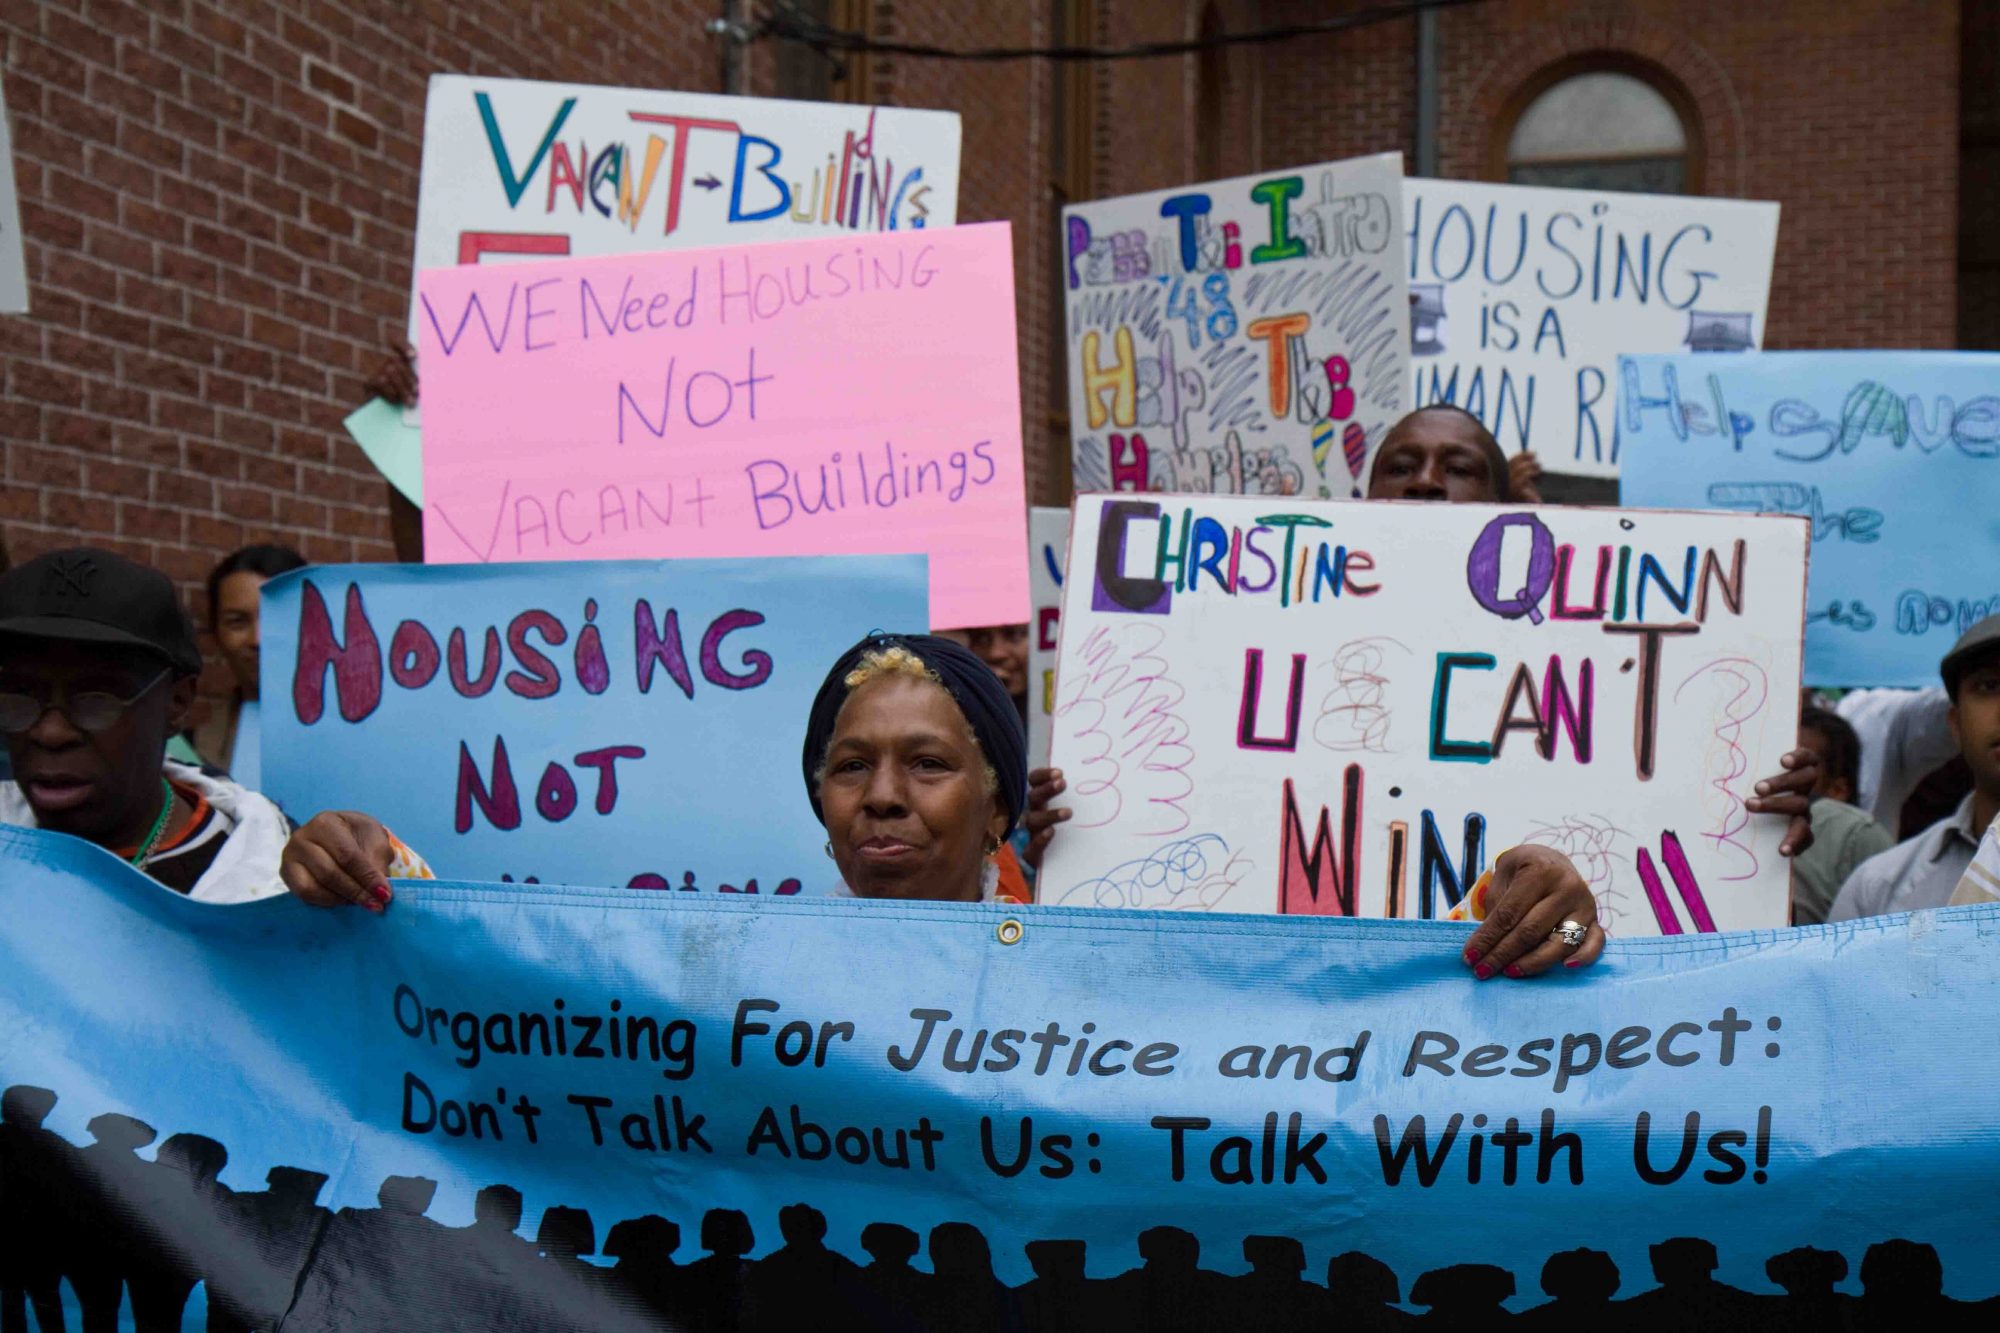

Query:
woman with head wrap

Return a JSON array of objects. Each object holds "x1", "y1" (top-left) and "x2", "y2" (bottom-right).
[{"x1": 802, "y1": 633, "x2": 1029, "y2": 902}]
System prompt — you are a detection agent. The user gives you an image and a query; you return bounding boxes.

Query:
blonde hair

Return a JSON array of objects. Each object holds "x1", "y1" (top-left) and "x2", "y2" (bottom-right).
[{"x1": 815, "y1": 646, "x2": 1000, "y2": 799}]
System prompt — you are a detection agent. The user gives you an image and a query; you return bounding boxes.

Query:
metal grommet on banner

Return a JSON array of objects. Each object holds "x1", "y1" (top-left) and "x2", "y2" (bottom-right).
[{"x1": 996, "y1": 919, "x2": 1025, "y2": 946}]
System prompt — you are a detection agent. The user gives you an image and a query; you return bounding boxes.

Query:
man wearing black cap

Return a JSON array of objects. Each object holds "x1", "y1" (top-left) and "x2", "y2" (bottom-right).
[
  {"x1": 1830, "y1": 614, "x2": 2000, "y2": 921},
  {"x1": 0, "y1": 547, "x2": 292, "y2": 900}
]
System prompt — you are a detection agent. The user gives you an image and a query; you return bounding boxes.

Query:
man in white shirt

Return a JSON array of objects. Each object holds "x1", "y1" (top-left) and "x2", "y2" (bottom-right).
[{"x1": 1830, "y1": 616, "x2": 2000, "y2": 922}]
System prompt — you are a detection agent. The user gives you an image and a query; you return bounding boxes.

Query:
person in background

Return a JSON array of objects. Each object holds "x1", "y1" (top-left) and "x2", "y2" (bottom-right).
[
  {"x1": 365, "y1": 340, "x2": 425, "y2": 563},
  {"x1": 1025, "y1": 404, "x2": 1822, "y2": 869},
  {"x1": 1830, "y1": 615, "x2": 2000, "y2": 921},
  {"x1": 1833, "y1": 684, "x2": 1962, "y2": 836},
  {"x1": 191, "y1": 544, "x2": 308, "y2": 788},
  {"x1": 0, "y1": 549, "x2": 295, "y2": 900},
  {"x1": 1791, "y1": 706, "x2": 1894, "y2": 925},
  {"x1": 941, "y1": 624, "x2": 1029, "y2": 727}
]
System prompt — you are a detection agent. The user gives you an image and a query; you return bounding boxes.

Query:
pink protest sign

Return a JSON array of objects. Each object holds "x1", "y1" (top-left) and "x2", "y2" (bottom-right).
[{"x1": 416, "y1": 222, "x2": 1026, "y2": 628}]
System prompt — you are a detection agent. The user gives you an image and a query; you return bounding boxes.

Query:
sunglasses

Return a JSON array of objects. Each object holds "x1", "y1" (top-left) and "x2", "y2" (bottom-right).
[{"x1": 0, "y1": 667, "x2": 173, "y2": 735}]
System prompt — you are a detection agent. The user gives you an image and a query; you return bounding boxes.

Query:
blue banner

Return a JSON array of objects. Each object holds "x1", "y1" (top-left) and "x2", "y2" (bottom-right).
[
  {"x1": 260, "y1": 557, "x2": 927, "y2": 895},
  {"x1": 1616, "y1": 351, "x2": 2000, "y2": 686},
  {"x1": 4, "y1": 825, "x2": 1998, "y2": 1327}
]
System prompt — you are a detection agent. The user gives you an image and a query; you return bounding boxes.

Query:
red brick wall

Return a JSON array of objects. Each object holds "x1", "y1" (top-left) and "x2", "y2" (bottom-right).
[
  {"x1": 0, "y1": 0, "x2": 1965, "y2": 610},
  {"x1": 1, "y1": 0, "x2": 722, "y2": 592},
  {"x1": 1256, "y1": 0, "x2": 1961, "y2": 351}
]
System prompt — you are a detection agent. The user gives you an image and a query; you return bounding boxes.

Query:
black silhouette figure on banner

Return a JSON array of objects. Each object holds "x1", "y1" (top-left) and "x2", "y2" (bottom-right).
[
  {"x1": 744, "y1": 1202, "x2": 863, "y2": 1332},
  {"x1": 70, "y1": 1111, "x2": 160, "y2": 1333},
  {"x1": 1620, "y1": 1236, "x2": 1762, "y2": 1328},
  {"x1": 857, "y1": 1221, "x2": 929, "y2": 1333},
  {"x1": 206, "y1": 1165, "x2": 331, "y2": 1333},
  {"x1": 1105, "y1": 1225, "x2": 1223, "y2": 1333},
  {"x1": 683, "y1": 1207, "x2": 755, "y2": 1333},
  {"x1": 1410, "y1": 1263, "x2": 1516, "y2": 1323},
  {"x1": 1016, "y1": 1240, "x2": 1109, "y2": 1333},
  {"x1": 11, "y1": 1082, "x2": 2000, "y2": 1331},
  {"x1": 0, "y1": 1087, "x2": 72, "y2": 1333},
  {"x1": 1765, "y1": 1245, "x2": 1854, "y2": 1333},
  {"x1": 1516, "y1": 1247, "x2": 1621, "y2": 1330},
  {"x1": 1324, "y1": 1250, "x2": 1415, "y2": 1330},
  {"x1": 126, "y1": 1134, "x2": 233, "y2": 1333},
  {"x1": 603, "y1": 1213, "x2": 684, "y2": 1325},
  {"x1": 1858, "y1": 1239, "x2": 1972, "y2": 1331},
  {"x1": 282, "y1": 1174, "x2": 451, "y2": 1331},
  {"x1": 926, "y1": 1222, "x2": 1020, "y2": 1333},
  {"x1": 1236, "y1": 1234, "x2": 1319, "y2": 1332}
]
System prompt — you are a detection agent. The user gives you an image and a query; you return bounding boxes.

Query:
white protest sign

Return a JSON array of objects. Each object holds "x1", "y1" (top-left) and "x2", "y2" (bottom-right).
[
  {"x1": 0, "y1": 74, "x2": 27, "y2": 313},
  {"x1": 1404, "y1": 179, "x2": 1777, "y2": 480},
  {"x1": 1064, "y1": 154, "x2": 1409, "y2": 500},
  {"x1": 410, "y1": 75, "x2": 961, "y2": 344},
  {"x1": 1027, "y1": 505, "x2": 1069, "y2": 767},
  {"x1": 1041, "y1": 494, "x2": 1807, "y2": 935}
]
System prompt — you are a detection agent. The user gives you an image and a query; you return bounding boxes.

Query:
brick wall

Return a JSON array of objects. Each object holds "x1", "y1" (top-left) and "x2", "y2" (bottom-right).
[
  {"x1": 0, "y1": 0, "x2": 1966, "y2": 625},
  {"x1": 1256, "y1": 0, "x2": 1961, "y2": 351}
]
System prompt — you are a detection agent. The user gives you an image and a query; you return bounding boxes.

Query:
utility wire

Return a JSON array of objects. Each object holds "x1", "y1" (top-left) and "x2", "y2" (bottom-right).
[{"x1": 753, "y1": 0, "x2": 1486, "y2": 63}]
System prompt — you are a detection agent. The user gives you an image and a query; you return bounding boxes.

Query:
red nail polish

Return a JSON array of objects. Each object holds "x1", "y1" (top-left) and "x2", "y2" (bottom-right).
[
  {"x1": 1462, "y1": 948, "x2": 1482, "y2": 967},
  {"x1": 1473, "y1": 963, "x2": 1495, "y2": 980},
  {"x1": 1504, "y1": 965, "x2": 1523, "y2": 978},
  {"x1": 370, "y1": 883, "x2": 392, "y2": 904},
  {"x1": 1564, "y1": 956, "x2": 1584, "y2": 968}
]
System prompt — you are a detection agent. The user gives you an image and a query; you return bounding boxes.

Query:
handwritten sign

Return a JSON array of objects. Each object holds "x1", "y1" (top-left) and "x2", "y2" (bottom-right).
[
  {"x1": 415, "y1": 224, "x2": 1027, "y2": 629},
  {"x1": 1405, "y1": 179, "x2": 1778, "y2": 479},
  {"x1": 1040, "y1": 495, "x2": 1807, "y2": 934},
  {"x1": 0, "y1": 73, "x2": 26, "y2": 313},
  {"x1": 1618, "y1": 351, "x2": 2000, "y2": 686},
  {"x1": 10, "y1": 826, "x2": 2000, "y2": 1324},
  {"x1": 260, "y1": 556, "x2": 928, "y2": 892},
  {"x1": 1064, "y1": 154, "x2": 1409, "y2": 500},
  {"x1": 1026, "y1": 506, "x2": 1069, "y2": 767},
  {"x1": 410, "y1": 76, "x2": 960, "y2": 337}
]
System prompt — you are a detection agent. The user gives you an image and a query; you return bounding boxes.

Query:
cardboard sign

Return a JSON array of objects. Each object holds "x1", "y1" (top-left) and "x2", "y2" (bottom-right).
[
  {"x1": 1027, "y1": 506, "x2": 1069, "y2": 767},
  {"x1": 415, "y1": 224, "x2": 1027, "y2": 629},
  {"x1": 1618, "y1": 351, "x2": 2000, "y2": 686},
  {"x1": 1405, "y1": 179, "x2": 1779, "y2": 479},
  {"x1": 1040, "y1": 495, "x2": 1808, "y2": 934},
  {"x1": 10, "y1": 825, "x2": 2000, "y2": 1323},
  {"x1": 410, "y1": 76, "x2": 960, "y2": 337},
  {"x1": 1064, "y1": 154, "x2": 1409, "y2": 500},
  {"x1": 260, "y1": 556, "x2": 928, "y2": 892}
]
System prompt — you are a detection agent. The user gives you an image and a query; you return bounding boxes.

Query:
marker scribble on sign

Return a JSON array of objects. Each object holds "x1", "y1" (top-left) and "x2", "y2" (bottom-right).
[
  {"x1": 1312, "y1": 636, "x2": 1409, "y2": 753},
  {"x1": 1052, "y1": 834, "x2": 1247, "y2": 911},
  {"x1": 1054, "y1": 623, "x2": 1195, "y2": 836},
  {"x1": 1674, "y1": 657, "x2": 1769, "y2": 882}
]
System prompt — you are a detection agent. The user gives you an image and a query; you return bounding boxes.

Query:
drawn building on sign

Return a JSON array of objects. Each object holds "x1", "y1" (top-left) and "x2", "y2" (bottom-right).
[{"x1": 1685, "y1": 311, "x2": 1755, "y2": 352}]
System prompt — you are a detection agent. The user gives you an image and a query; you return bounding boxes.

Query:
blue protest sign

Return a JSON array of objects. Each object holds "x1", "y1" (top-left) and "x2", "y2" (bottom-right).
[
  {"x1": 1617, "y1": 351, "x2": 2000, "y2": 686},
  {"x1": 5, "y1": 823, "x2": 1998, "y2": 1328},
  {"x1": 260, "y1": 556, "x2": 927, "y2": 893}
]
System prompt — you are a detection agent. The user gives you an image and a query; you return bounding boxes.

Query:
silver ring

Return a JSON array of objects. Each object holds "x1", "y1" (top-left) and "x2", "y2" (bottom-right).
[{"x1": 1553, "y1": 920, "x2": 1587, "y2": 947}]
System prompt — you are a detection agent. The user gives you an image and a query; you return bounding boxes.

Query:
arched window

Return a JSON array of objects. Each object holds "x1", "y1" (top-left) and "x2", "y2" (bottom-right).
[{"x1": 1503, "y1": 66, "x2": 1697, "y2": 195}]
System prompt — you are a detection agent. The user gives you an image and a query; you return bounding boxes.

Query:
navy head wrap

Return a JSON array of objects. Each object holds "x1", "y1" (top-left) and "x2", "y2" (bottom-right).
[{"x1": 802, "y1": 632, "x2": 1028, "y2": 838}]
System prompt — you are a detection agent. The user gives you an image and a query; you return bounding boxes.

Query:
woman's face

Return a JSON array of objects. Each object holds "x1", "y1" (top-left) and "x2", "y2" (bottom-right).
[{"x1": 819, "y1": 674, "x2": 1005, "y2": 901}]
